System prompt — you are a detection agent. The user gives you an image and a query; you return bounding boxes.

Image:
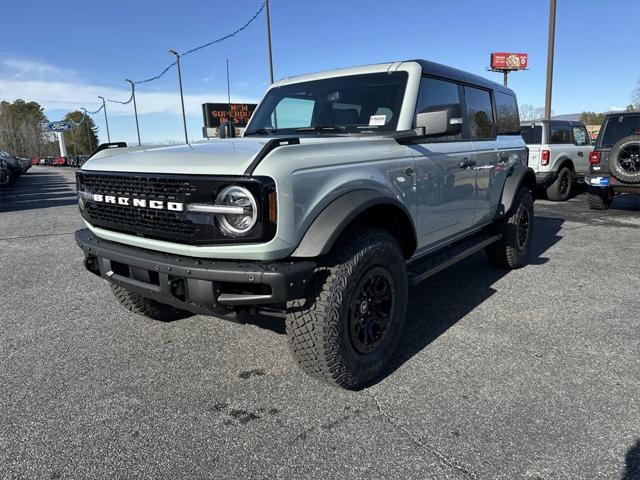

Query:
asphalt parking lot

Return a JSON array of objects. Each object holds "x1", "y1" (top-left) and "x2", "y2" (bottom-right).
[{"x1": 1, "y1": 166, "x2": 639, "y2": 480}]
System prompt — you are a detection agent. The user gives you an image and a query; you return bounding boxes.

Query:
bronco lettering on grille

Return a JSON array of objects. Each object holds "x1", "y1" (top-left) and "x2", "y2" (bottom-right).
[{"x1": 92, "y1": 193, "x2": 184, "y2": 211}]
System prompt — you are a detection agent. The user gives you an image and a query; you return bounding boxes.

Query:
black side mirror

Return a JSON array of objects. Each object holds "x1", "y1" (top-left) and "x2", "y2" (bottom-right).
[{"x1": 415, "y1": 104, "x2": 463, "y2": 137}]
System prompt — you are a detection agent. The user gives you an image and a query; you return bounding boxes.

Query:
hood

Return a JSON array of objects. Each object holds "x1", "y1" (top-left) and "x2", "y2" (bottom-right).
[
  {"x1": 81, "y1": 139, "x2": 269, "y2": 176},
  {"x1": 80, "y1": 136, "x2": 385, "y2": 176}
]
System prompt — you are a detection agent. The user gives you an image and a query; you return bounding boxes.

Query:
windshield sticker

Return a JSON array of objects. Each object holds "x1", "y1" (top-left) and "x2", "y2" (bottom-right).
[{"x1": 369, "y1": 115, "x2": 386, "y2": 126}]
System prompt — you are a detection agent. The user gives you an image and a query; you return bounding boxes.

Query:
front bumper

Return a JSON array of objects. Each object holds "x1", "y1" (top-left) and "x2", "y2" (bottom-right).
[{"x1": 75, "y1": 228, "x2": 315, "y2": 316}]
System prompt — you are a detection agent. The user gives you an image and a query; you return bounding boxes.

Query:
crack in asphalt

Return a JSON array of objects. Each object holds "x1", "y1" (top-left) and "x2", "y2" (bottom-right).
[
  {"x1": 0, "y1": 232, "x2": 76, "y2": 241},
  {"x1": 367, "y1": 392, "x2": 479, "y2": 479}
]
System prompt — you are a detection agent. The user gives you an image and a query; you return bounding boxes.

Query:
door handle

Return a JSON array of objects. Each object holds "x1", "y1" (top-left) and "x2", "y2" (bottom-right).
[
  {"x1": 459, "y1": 158, "x2": 477, "y2": 169},
  {"x1": 577, "y1": 151, "x2": 584, "y2": 157}
]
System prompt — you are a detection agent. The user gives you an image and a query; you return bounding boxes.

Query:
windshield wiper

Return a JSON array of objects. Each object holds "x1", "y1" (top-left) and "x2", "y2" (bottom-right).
[
  {"x1": 294, "y1": 125, "x2": 348, "y2": 133},
  {"x1": 244, "y1": 128, "x2": 277, "y2": 136}
]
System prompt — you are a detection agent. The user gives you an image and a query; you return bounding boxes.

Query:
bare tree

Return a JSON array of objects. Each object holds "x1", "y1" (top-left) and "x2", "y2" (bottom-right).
[{"x1": 519, "y1": 104, "x2": 546, "y2": 121}]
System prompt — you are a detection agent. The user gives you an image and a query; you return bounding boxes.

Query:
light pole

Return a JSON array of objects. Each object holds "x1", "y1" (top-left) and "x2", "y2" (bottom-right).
[
  {"x1": 266, "y1": 0, "x2": 274, "y2": 83},
  {"x1": 544, "y1": 0, "x2": 557, "y2": 120},
  {"x1": 169, "y1": 49, "x2": 189, "y2": 144},
  {"x1": 97, "y1": 95, "x2": 111, "y2": 143},
  {"x1": 126, "y1": 79, "x2": 141, "y2": 146}
]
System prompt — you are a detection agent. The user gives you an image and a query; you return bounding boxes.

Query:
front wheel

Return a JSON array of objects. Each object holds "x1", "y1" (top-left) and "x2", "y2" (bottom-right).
[
  {"x1": 486, "y1": 186, "x2": 534, "y2": 269},
  {"x1": 0, "y1": 169, "x2": 16, "y2": 187},
  {"x1": 286, "y1": 228, "x2": 408, "y2": 390}
]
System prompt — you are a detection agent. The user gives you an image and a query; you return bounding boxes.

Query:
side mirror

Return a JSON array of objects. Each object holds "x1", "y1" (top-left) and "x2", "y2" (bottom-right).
[{"x1": 415, "y1": 104, "x2": 463, "y2": 137}]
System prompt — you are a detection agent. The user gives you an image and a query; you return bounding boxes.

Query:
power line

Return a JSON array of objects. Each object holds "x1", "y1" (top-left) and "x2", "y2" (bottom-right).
[{"x1": 132, "y1": 1, "x2": 265, "y2": 85}]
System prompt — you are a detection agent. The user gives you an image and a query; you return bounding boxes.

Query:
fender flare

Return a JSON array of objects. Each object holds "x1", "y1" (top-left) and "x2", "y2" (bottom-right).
[
  {"x1": 496, "y1": 165, "x2": 537, "y2": 219},
  {"x1": 290, "y1": 189, "x2": 416, "y2": 258}
]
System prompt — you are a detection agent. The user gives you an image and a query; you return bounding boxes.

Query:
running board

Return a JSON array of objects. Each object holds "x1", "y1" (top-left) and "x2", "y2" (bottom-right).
[{"x1": 407, "y1": 234, "x2": 502, "y2": 286}]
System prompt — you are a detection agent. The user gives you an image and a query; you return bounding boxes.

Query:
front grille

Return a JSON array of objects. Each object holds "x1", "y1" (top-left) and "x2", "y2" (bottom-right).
[
  {"x1": 86, "y1": 202, "x2": 199, "y2": 237},
  {"x1": 76, "y1": 171, "x2": 276, "y2": 245},
  {"x1": 79, "y1": 173, "x2": 197, "y2": 200}
]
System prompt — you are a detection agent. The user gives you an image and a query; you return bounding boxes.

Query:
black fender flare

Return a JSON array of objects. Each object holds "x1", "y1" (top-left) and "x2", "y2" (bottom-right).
[
  {"x1": 290, "y1": 189, "x2": 416, "y2": 258},
  {"x1": 496, "y1": 165, "x2": 537, "y2": 219}
]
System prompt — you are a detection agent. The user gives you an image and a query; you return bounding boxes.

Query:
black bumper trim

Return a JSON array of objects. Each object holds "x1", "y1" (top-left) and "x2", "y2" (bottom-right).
[
  {"x1": 535, "y1": 171, "x2": 557, "y2": 187},
  {"x1": 75, "y1": 228, "x2": 315, "y2": 315}
]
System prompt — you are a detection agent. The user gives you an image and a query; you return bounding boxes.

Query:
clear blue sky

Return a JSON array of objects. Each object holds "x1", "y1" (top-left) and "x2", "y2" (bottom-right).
[{"x1": 2, "y1": 0, "x2": 639, "y2": 144}]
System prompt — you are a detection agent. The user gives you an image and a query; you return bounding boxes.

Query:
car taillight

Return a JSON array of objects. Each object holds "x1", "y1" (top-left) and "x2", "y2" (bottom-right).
[
  {"x1": 589, "y1": 151, "x2": 601, "y2": 164},
  {"x1": 541, "y1": 150, "x2": 550, "y2": 166}
]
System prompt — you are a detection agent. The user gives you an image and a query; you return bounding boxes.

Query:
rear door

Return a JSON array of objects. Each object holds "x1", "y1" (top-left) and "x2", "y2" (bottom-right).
[{"x1": 464, "y1": 85, "x2": 499, "y2": 225}]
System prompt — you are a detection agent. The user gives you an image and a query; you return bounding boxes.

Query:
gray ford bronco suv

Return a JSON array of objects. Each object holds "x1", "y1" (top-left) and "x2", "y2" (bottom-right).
[{"x1": 76, "y1": 60, "x2": 536, "y2": 389}]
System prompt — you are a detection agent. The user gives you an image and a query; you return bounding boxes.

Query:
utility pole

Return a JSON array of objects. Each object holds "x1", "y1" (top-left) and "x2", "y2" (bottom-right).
[
  {"x1": 169, "y1": 49, "x2": 189, "y2": 144},
  {"x1": 82, "y1": 108, "x2": 93, "y2": 153},
  {"x1": 97, "y1": 96, "x2": 111, "y2": 143},
  {"x1": 544, "y1": 0, "x2": 557, "y2": 120},
  {"x1": 266, "y1": 0, "x2": 274, "y2": 83},
  {"x1": 226, "y1": 59, "x2": 234, "y2": 138},
  {"x1": 126, "y1": 79, "x2": 141, "y2": 146}
]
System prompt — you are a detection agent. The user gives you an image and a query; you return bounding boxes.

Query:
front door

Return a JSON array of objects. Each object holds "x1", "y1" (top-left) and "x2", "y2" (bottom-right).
[{"x1": 410, "y1": 77, "x2": 477, "y2": 249}]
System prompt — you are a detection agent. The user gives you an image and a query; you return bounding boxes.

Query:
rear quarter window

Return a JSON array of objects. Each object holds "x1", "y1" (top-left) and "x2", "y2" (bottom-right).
[
  {"x1": 520, "y1": 125, "x2": 542, "y2": 144},
  {"x1": 495, "y1": 92, "x2": 520, "y2": 135}
]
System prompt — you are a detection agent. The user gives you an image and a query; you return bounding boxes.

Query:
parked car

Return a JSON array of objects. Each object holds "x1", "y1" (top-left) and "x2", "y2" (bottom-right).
[
  {"x1": 520, "y1": 120, "x2": 593, "y2": 201},
  {"x1": 0, "y1": 150, "x2": 28, "y2": 186},
  {"x1": 53, "y1": 156, "x2": 68, "y2": 166},
  {"x1": 31, "y1": 158, "x2": 40, "y2": 166},
  {"x1": 44, "y1": 156, "x2": 55, "y2": 166},
  {"x1": 75, "y1": 59, "x2": 536, "y2": 389},
  {"x1": 585, "y1": 111, "x2": 640, "y2": 209}
]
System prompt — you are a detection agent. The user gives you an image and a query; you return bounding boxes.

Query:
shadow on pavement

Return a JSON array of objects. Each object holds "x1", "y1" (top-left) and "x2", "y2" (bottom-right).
[
  {"x1": 623, "y1": 438, "x2": 640, "y2": 480},
  {"x1": 238, "y1": 216, "x2": 565, "y2": 385},
  {"x1": 0, "y1": 169, "x2": 77, "y2": 213},
  {"x1": 379, "y1": 215, "x2": 565, "y2": 383}
]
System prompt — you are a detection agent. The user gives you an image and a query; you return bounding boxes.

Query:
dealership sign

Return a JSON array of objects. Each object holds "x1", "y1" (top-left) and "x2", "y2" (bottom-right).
[
  {"x1": 202, "y1": 103, "x2": 257, "y2": 128},
  {"x1": 46, "y1": 121, "x2": 75, "y2": 132},
  {"x1": 490, "y1": 52, "x2": 528, "y2": 70}
]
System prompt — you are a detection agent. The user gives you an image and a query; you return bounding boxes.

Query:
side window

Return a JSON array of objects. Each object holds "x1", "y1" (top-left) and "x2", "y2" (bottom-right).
[
  {"x1": 464, "y1": 87, "x2": 495, "y2": 139},
  {"x1": 415, "y1": 77, "x2": 462, "y2": 140},
  {"x1": 549, "y1": 124, "x2": 571, "y2": 144},
  {"x1": 272, "y1": 97, "x2": 314, "y2": 128},
  {"x1": 572, "y1": 126, "x2": 589, "y2": 146},
  {"x1": 495, "y1": 92, "x2": 520, "y2": 135}
]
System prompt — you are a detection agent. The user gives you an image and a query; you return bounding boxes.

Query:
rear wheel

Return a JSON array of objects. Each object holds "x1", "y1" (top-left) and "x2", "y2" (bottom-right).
[
  {"x1": 546, "y1": 166, "x2": 572, "y2": 201},
  {"x1": 111, "y1": 284, "x2": 192, "y2": 321},
  {"x1": 486, "y1": 186, "x2": 534, "y2": 269},
  {"x1": 609, "y1": 136, "x2": 640, "y2": 184},
  {"x1": 586, "y1": 188, "x2": 614, "y2": 210},
  {"x1": 285, "y1": 228, "x2": 408, "y2": 389}
]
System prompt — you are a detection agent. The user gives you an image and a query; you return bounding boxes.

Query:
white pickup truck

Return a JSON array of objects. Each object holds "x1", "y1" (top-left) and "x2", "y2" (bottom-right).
[{"x1": 520, "y1": 120, "x2": 593, "y2": 201}]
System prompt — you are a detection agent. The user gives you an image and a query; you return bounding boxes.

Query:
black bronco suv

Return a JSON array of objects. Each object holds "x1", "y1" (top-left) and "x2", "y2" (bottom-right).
[{"x1": 585, "y1": 111, "x2": 640, "y2": 209}]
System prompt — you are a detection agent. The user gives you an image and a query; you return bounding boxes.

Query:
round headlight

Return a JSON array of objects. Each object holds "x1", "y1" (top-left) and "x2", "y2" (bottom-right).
[{"x1": 215, "y1": 185, "x2": 258, "y2": 236}]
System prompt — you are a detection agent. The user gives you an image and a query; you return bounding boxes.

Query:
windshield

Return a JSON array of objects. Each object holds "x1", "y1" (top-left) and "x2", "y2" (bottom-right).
[{"x1": 245, "y1": 72, "x2": 408, "y2": 135}]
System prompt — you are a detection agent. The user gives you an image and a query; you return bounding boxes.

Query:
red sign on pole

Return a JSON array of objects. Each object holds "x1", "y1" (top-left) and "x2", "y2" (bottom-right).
[{"x1": 490, "y1": 52, "x2": 528, "y2": 70}]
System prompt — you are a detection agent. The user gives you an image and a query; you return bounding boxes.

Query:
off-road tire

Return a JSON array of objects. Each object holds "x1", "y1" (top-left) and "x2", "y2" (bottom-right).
[
  {"x1": 0, "y1": 169, "x2": 16, "y2": 187},
  {"x1": 546, "y1": 166, "x2": 572, "y2": 201},
  {"x1": 285, "y1": 228, "x2": 408, "y2": 390},
  {"x1": 609, "y1": 135, "x2": 640, "y2": 184},
  {"x1": 486, "y1": 186, "x2": 534, "y2": 269},
  {"x1": 586, "y1": 188, "x2": 614, "y2": 210},
  {"x1": 111, "y1": 284, "x2": 192, "y2": 321}
]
